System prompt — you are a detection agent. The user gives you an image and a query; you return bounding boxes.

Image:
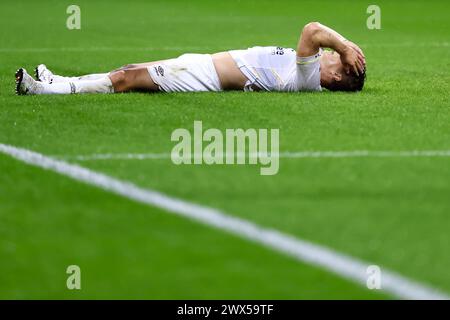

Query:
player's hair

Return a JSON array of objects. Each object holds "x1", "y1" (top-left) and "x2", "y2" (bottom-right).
[{"x1": 329, "y1": 68, "x2": 366, "y2": 92}]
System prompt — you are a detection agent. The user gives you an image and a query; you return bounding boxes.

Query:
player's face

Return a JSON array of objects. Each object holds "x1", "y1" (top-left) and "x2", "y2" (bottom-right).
[{"x1": 323, "y1": 51, "x2": 345, "y2": 77}]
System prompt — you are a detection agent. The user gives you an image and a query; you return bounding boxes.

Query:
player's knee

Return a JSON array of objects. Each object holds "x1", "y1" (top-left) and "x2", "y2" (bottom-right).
[
  {"x1": 109, "y1": 70, "x2": 128, "y2": 91},
  {"x1": 110, "y1": 68, "x2": 150, "y2": 92},
  {"x1": 110, "y1": 70, "x2": 126, "y2": 82}
]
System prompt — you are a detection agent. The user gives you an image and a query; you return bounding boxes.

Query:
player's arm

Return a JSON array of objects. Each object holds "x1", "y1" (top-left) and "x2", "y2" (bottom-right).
[{"x1": 296, "y1": 22, "x2": 365, "y2": 75}]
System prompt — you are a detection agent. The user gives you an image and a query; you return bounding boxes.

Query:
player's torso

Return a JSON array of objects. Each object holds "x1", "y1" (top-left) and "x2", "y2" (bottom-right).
[{"x1": 229, "y1": 46, "x2": 299, "y2": 92}]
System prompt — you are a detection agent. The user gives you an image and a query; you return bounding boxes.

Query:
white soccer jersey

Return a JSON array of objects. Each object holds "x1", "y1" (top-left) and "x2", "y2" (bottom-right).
[{"x1": 229, "y1": 46, "x2": 322, "y2": 92}]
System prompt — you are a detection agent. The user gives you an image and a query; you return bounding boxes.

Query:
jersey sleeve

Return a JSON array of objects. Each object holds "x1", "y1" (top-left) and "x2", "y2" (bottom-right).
[{"x1": 296, "y1": 49, "x2": 322, "y2": 91}]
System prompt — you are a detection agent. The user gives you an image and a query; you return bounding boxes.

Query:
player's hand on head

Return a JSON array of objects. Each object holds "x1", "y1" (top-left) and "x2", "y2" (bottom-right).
[
  {"x1": 343, "y1": 40, "x2": 365, "y2": 66},
  {"x1": 341, "y1": 44, "x2": 365, "y2": 76}
]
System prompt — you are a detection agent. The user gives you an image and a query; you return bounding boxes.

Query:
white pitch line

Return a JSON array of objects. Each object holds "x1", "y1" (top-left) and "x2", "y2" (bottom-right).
[
  {"x1": 59, "y1": 150, "x2": 450, "y2": 161},
  {"x1": 0, "y1": 143, "x2": 448, "y2": 300}
]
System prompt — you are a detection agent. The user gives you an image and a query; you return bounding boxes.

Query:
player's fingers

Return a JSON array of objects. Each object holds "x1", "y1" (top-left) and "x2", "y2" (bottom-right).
[
  {"x1": 352, "y1": 46, "x2": 366, "y2": 64},
  {"x1": 353, "y1": 48, "x2": 365, "y2": 63},
  {"x1": 353, "y1": 44, "x2": 365, "y2": 58},
  {"x1": 352, "y1": 64, "x2": 359, "y2": 76},
  {"x1": 351, "y1": 53, "x2": 364, "y2": 71},
  {"x1": 356, "y1": 50, "x2": 364, "y2": 60},
  {"x1": 355, "y1": 60, "x2": 361, "y2": 73},
  {"x1": 356, "y1": 60, "x2": 364, "y2": 74},
  {"x1": 359, "y1": 48, "x2": 366, "y2": 59},
  {"x1": 351, "y1": 45, "x2": 361, "y2": 55},
  {"x1": 358, "y1": 55, "x2": 365, "y2": 67},
  {"x1": 356, "y1": 47, "x2": 365, "y2": 58}
]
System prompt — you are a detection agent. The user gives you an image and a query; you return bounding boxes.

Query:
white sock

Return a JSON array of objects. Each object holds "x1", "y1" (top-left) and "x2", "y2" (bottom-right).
[
  {"x1": 51, "y1": 73, "x2": 109, "y2": 83},
  {"x1": 39, "y1": 76, "x2": 114, "y2": 94}
]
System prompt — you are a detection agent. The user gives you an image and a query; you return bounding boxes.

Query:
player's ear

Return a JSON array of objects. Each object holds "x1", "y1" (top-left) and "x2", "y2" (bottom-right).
[{"x1": 332, "y1": 72, "x2": 342, "y2": 82}]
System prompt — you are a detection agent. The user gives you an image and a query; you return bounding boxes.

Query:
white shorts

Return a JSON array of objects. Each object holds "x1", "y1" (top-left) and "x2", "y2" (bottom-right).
[{"x1": 147, "y1": 53, "x2": 222, "y2": 92}]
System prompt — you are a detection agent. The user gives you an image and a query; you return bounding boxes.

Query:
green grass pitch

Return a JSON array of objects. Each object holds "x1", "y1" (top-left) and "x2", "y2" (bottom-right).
[{"x1": 0, "y1": 0, "x2": 449, "y2": 299}]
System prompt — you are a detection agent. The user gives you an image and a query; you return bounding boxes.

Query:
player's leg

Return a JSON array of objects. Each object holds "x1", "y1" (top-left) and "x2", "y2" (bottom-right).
[
  {"x1": 36, "y1": 61, "x2": 166, "y2": 84},
  {"x1": 15, "y1": 68, "x2": 114, "y2": 95},
  {"x1": 109, "y1": 67, "x2": 158, "y2": 92},
  {"x1": 36, "y1": 64, "x2": 108, "y2": 84},
  {"x1": 16, "y1": 66, "x2": 158, "y2": 95}
]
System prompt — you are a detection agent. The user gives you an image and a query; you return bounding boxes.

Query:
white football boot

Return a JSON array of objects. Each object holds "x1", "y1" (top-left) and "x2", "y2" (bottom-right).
[
  {"x1": 35, "y1": 64, "x2": 54, "y2": 83},
  {"x1": 15, "y1": 68, "x2": 44, "y2": 95}
]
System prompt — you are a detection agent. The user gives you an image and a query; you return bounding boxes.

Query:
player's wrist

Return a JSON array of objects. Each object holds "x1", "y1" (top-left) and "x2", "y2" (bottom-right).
[{"x1": 335, "y1": 41, "x2": 349, "y2": 55}]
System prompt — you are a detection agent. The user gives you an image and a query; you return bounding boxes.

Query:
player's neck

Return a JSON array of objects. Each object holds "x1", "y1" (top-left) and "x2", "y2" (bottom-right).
[{"x1": 319, "y1": 57, "x2": 331, "y2": 88}]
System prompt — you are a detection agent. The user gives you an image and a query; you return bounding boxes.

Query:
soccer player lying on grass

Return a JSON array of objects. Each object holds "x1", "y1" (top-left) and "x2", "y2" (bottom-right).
[{"x1": 15, "y1": 22, "x2": 366, "y2": 95}]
